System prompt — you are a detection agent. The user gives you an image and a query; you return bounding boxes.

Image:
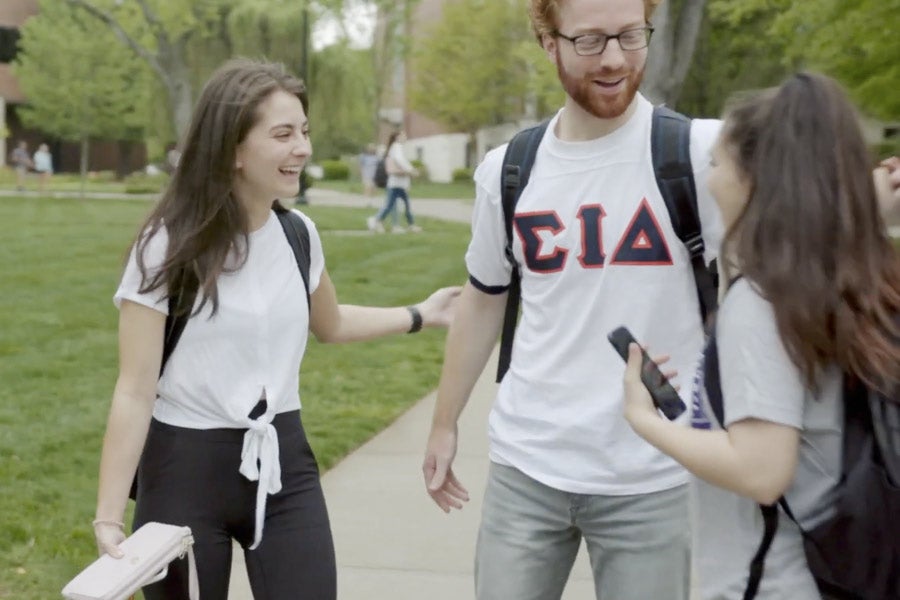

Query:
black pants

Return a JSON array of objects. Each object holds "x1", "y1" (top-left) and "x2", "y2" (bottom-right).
[{"x1": 133, "y1": 410, "x2": 336, "y2": 600}]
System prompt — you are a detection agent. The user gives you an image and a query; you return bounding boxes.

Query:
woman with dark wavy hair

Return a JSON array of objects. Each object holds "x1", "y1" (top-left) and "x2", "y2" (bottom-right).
[
  {"x1": 622, "y1": 72, "x2": 899, "y2": 598},
  {"x1": 90, "y1": 58, "x2": 458, "y2": 599}
]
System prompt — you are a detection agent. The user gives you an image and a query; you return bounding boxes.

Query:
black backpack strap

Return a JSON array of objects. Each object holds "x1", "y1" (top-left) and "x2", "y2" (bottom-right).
[
  {"x1": 743, "y1": 504, "x2": 780, "y2": 600},
  {"x1": 702, "y1": 331, "x2": 725, "y2": 427},
  {"x1": 134, "y1": 269, "x2": 198, "y2": 499},
  {"x1": 871, "y1": 386, "x2": 900, "y2": 486},
  {"x1": 496, "y1": 119, "x2": 550, "y2": 383},
  {"x1": 161, "y1": 271, "x2": 198, "y2": 377},
  {"x1": 275, "y1": 208, "x2": 312, "y2": 313},
  {"x1": 651, "y1": 106, "x2": 718, "y2": 325},
  {"x1": 869, "y1": 313, "x2": 900, "y2": 485}
]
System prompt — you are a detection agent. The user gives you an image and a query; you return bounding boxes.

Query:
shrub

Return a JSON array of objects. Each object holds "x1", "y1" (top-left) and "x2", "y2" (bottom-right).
[
  {"x1": 86, "y1": 170, "x2": 118, "y2": 182},
  {"x1": 411, "y1": 159, "x2": 428, "y2": 181},
  {"x1": 452, "y1": 167, "x2": 473, "y2": 182},
  {"x1": 123, "y1": 172, "x2": 168, "y2": 194},
  {"x1": 320, "y1": 160, "x2": 350, "y2": 181}
]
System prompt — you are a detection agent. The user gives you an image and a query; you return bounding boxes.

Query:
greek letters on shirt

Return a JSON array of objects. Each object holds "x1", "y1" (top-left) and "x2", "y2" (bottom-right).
[{"x1": 513, "y1": 197, "x2": 674, "y2": 272}]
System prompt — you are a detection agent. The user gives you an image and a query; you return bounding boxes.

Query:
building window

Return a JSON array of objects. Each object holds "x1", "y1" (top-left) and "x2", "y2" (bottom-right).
[{"x1": 0, "y1": 26, "x2": 21, "y2": 64}]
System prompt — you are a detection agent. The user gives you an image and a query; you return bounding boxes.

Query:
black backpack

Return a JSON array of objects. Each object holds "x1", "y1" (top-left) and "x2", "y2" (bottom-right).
[
  {"x1": 704, "y1": 324, "x2": 900, "y2": 600},
  {"x1": 496, "y1": 106, "x2": 718, "y2": 381},
  {"x1": 373, "y1": 157, "x2": 388, "y2": 189},
  {"x1": 129, "y1": 205, "x2": 312, "y2": 500}
]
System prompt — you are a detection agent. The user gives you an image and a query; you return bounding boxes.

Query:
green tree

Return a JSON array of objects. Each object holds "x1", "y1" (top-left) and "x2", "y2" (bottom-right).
[
  {"x1": 643, "y1": 0, "x2": 709, "y2": 105},
  {"x1": 678, "y1": 2, "x2": 789, "y2": 117},
  {"x1": 309, "y1": 42, "x2": 377, "y2": 159},
  {"x1": 64, "y1": 0, "x2": 229, "y2": 137},
  {"x1": 65, "y1": 0, "x2": 354, "y2": 142},
  {"x1": 212, "y1": 0, "x2": 380, "y2": 158},
  {"x1": 711, "y1": 0, "x2": 900, "y2": 120},
  {"x1": 14, "y1": 0, "x2": 149, "y2": 186},
  {"x1": 409, "y1": 0, "x2": 542, "y2": 154},
  {"x1": 372, "y1": 0, "x2": 421, "y2": 135}
]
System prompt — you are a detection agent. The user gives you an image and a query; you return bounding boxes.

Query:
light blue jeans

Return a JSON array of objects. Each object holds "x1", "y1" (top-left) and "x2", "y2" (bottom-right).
[{"x1": 475, "y1": 462, "x2": 691, "y2": 600}]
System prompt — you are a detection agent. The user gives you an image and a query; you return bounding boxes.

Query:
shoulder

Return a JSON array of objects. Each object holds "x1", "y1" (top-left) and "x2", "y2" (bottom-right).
[
  {"x1": 473, "y1": 144, "x2": 508, "y2": 195},
  {"x1": 135, "y1": 222, "x2": 170, "y2": 260},
  {"x1": 716, "y1": 278, "x2": 785, "y2": 363},
  {"x1": 689, "y1": 118, "x2": 722, "y2": 154},
  {"x1": 718, "y1": 278, "x2": 774, "y2": 331}
]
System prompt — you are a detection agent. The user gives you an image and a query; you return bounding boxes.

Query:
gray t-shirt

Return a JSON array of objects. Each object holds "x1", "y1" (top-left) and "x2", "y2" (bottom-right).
[{"x1": 689, "y1": 278, "x2": 843, "y2": 599}]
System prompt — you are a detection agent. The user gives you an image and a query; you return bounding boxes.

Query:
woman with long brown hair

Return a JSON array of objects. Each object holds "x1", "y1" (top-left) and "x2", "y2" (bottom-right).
[
  {"x1": 366, "y1": 130, "x2": 421, "y2": 233},
  {"x1": 622, "y1": 72, "x2": 899, "y2": 598},
  {"x1": 90, "y1": 58, "x2": 458, "y2": 599}
]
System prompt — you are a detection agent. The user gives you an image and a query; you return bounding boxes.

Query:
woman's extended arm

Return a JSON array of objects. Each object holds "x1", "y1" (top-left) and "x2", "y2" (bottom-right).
[
  {"x1": 309, "y1": 268, "x2": 460, "y2": 344},
  {"x1": 93, "y1": 301, "x2": 165, "y2": 557},
  {"x1": 622, "y1": 343, "x2": 800, "y2": 505}
]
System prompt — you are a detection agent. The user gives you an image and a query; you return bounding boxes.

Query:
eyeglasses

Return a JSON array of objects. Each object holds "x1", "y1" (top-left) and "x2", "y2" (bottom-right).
[{"x1": 554, "y1": 26, "x2": 654, "y2": 56}]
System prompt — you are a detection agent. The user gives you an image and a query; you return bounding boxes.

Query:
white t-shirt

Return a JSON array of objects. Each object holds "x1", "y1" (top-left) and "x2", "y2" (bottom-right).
[
  {"x1": 689, "y1": 278, "x2": 842, "y2": 599},
  {"x1": 466, "y1": 94, "x2": 722, "y2": 495},
  {"x1": 113, "y1": 208, "x2": 325, "y2": 548},
  {"x1": 386, "y1": 143, "x2": 414, "y2": 190}
]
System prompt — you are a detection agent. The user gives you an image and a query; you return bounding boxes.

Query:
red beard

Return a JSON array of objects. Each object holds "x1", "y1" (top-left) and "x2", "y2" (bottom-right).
[{"x1": 555, "y1": 47, "x2": 644, "y2": 120}]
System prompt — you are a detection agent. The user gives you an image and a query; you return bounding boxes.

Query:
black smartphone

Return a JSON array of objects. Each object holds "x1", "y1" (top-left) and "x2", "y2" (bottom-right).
[{"x1": 607, "y1": 326, "x2": 686, "y2": 420}]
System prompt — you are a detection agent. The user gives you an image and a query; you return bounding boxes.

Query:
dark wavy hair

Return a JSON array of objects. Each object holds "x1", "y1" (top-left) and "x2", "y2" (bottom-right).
[
  {"x1": 720, "y1": 72, "x2": 900, "y2": 393},
  {"x1": 134, "y1": 59, "x2": 308, "y2": 316}
]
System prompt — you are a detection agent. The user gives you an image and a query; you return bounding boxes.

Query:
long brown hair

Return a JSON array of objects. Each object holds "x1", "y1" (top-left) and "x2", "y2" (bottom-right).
[
  {"x1": 383, "y1": 130, "x2": 400, "y2": 159},
  {"x1": 720, "y1": 72, "x2": 900, "y2": 393},
  {"x1": 134, "y1": 59, "x2": 308, "y2": 316}
]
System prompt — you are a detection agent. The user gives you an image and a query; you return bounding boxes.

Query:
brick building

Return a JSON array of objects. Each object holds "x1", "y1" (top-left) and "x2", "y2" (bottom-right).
[
  {"x1": 374, "y1": 0, "x2": 470, "y2": 183},
  {"x1": 0, "y1": 0, "x2": 146, "y2": 174}
]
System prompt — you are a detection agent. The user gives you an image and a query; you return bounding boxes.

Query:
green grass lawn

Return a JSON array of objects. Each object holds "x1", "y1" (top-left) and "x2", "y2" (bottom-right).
[
  {"x1": 0, "y1": 167, "x2": 476, "y2": 200},
  {"x1": 316, "y1": 178, "x2": 475, "y2": 200},
  {"x1": 0, "y1": 167, "x2": 164, "y2": 195},
  {"x1": 0, "y1": 196, "x2": 469, "y2": 598}
]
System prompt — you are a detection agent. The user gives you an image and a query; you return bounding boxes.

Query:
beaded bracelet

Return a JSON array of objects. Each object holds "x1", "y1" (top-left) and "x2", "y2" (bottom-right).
[{"x1": 92, "y1": 518, "x2": 125, "y2": 529}]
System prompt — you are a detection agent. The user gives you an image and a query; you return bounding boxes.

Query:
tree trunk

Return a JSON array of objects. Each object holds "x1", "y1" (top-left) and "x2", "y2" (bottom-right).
[
  {"x1": 642, "y1": 0, "x2": 707, "y2": 107},
  {"x1": 117, "y1": 139, "x2": 133, "y2": 180},
  {"x1": 79, "y1": 136, "x2": 90, "y2": 199},
  {"x1": 65, "y1": 0, "x2": 195, "y2": 141},
  {"x1": 157, "y1": 37, "x2": 194, "y2": 140}
]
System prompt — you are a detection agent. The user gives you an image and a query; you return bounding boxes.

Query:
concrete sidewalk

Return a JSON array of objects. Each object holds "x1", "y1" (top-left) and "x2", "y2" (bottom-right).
[{"x1": 226, "y1": 187, "x2": 595, "y2": 598}]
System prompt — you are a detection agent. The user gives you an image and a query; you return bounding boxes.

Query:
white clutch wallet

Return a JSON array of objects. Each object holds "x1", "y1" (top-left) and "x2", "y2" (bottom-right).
[{"x1": 61, "y1": 522, "x2": 198, "y2": 600}]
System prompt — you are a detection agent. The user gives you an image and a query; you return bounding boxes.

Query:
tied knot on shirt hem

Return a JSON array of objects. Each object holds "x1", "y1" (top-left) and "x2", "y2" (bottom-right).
[{"x1": 239, "y1": 417, "x2": 282, "y2": 550}]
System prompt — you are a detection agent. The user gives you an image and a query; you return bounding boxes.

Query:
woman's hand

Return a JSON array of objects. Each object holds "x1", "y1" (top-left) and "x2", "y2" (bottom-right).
[
  {"x1": 622, "y1": 343, "x2": 676, "y2": 429},
  {"x1": 874, "y1": 156, "x2": 900, "y2": 217},
  {"x1": 93, "y1": 520, "x2": 126, "y2": 559},
  {"x1": 417, "y1": 286, "x2": 462, "y2": 328}
]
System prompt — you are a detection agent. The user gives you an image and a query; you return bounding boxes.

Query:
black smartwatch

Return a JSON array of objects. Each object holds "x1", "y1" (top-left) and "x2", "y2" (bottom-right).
[{"x1": 406, "y1": 306, "x2": 423, "y2": 334}]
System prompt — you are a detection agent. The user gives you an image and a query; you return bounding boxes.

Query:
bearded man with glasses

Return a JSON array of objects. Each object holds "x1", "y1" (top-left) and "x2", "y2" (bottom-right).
[{"x1": 423, "y1": 1, "x2": 724, "y2": 599}]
